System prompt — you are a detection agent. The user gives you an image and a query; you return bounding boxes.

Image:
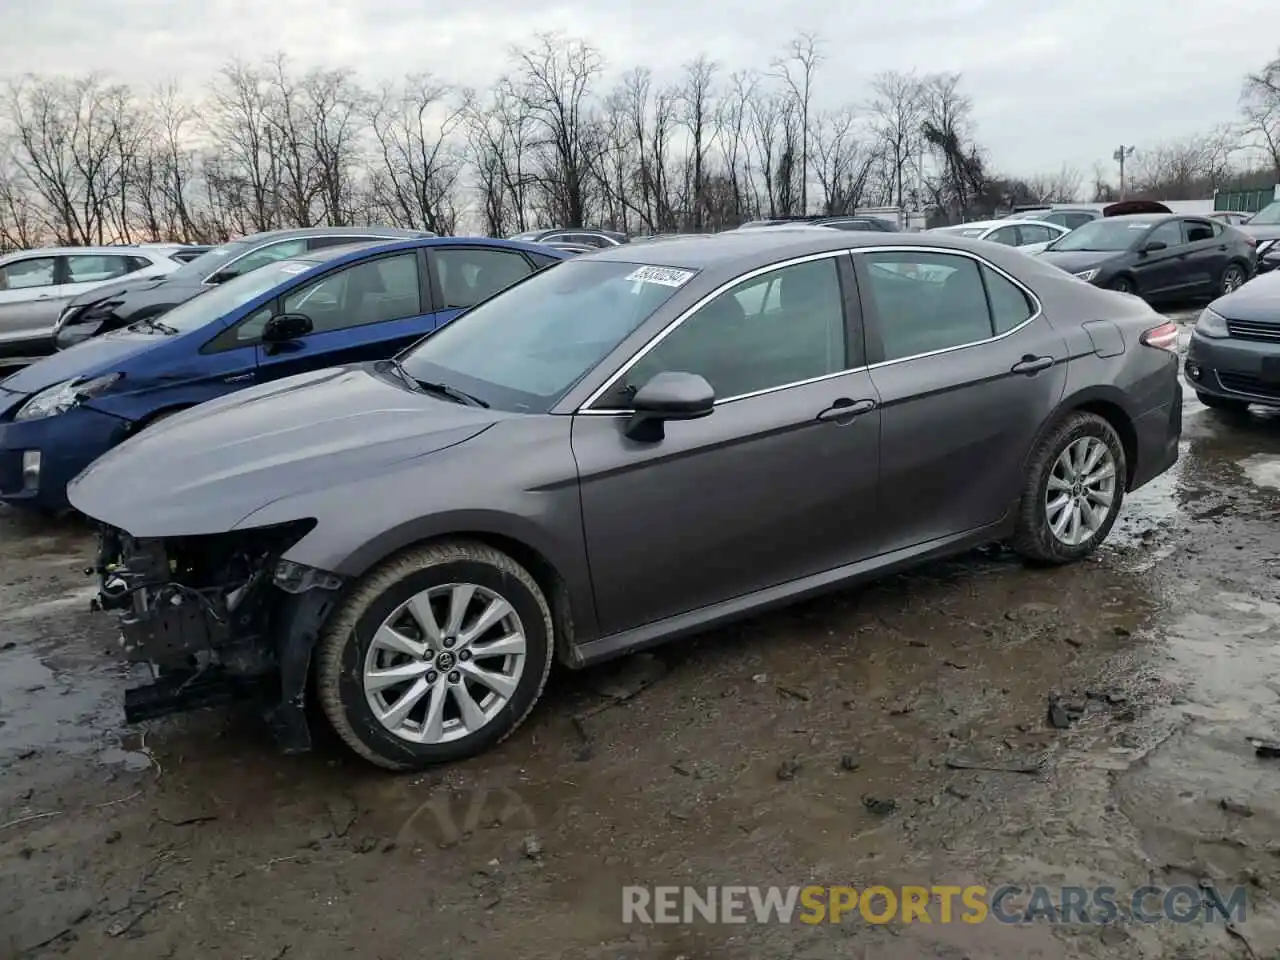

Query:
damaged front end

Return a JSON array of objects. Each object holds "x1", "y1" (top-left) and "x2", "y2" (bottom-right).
[{"x1": 91, "y1": 519, "x2": 346, "y2": 751}]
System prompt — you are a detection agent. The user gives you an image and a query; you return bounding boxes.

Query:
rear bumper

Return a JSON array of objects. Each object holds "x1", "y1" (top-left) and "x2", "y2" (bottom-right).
[
  {"x1": 1130, "y1": 380, "x2": 1181, "y2": 491},
  {"x1": 1184, "y1": 329, "x2": 1280, "y2": 407}
]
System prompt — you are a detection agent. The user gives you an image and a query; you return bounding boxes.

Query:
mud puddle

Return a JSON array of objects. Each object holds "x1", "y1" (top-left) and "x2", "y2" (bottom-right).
[{"x1": 4, "y1": 399, "x2": 1280, "y2": 958}]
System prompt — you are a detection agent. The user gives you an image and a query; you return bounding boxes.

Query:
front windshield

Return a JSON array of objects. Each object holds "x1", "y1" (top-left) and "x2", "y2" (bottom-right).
[
  {"x1": 934, "y1": 226, "x2": 988, "y2": 238},
  {"x1": 166, "y1": 239, "x2": 255, "y2": 281},
  {"x1": 148, "y1": 259, "x2": 313, "y2": 334},
  {"x1": 1046, "y1": 219, "x2": 1148, "y2": 252},
  {"x1": 397, "y1": 259, "x2": 694, "y2": 413},
  {"x1": 1249, "y1": 201, "x2": 1280, "y2": 225}
]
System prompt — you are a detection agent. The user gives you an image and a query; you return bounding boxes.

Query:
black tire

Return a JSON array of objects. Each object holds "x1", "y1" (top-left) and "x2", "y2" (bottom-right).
[
  {"x1": 1011, "y1": 412, "x2": 1127, "y2": 565},
  {"x1": 1220, "y1": 262, "x2": 1247, "y2": 296},
  {"x1": 1109, "y1": 276, "x2": 1135, "y2": 295},
  {"x1": 1196, "y1": 391, "x2": 1248, "y2": 414},
  {"x1": 316, "y1": 540, "x2": 554, "y2": 771}
]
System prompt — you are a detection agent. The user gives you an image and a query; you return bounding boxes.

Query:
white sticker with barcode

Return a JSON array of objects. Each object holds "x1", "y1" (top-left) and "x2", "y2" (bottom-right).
[{"x1": 625, "y1": 265, "x2": 696, "y2": 287}]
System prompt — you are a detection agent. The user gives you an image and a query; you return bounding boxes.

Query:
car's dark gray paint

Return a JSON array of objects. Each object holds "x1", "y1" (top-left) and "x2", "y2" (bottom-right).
[
  {"x1": 1205, "y1": 269, "x2": 1280, "y2": 322},
  {"x1": 1183, "y1": 270, "x2": 1280, "y2": 408},
  {"x1": 69, "y1": 228, "x2": 1180, "y2": 668}
]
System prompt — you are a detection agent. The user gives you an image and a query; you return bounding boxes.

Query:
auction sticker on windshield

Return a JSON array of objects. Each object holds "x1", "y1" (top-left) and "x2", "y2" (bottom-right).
[{"x1": 625, "y1": 266, "x2": 696, "y2": 287}]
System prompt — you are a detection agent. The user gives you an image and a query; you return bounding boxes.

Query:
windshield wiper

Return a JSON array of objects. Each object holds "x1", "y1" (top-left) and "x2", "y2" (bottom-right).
[
  {"x1": 130, "y1": 316, "x2": 178, "y2": 335},
  {"x1": 413, "y1": 376, "x2": 489, "y2": 408}
]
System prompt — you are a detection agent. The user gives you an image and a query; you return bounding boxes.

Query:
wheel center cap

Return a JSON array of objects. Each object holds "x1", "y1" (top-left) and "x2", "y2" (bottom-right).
[
  {"x1": 435, "y1": 651, "x2": 456, "y2": 671},
  {"x1": 1072, "y1": 481, "x2": 1083, "y2": 496}
]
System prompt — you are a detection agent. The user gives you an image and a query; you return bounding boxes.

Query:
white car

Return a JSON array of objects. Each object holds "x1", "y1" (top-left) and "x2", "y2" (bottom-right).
[
  {"x1": 929, "y1": 219, "x2": 1071, "y2": 255},
  {"x1": 0, "y1": 246, "x2": 183, "y2": 363}
]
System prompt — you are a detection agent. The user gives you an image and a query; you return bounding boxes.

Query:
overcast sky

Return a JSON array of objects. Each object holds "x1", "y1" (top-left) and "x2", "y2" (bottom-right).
[{"x1": 6, "y1": 0, "x2": 1279, "y2": 178}]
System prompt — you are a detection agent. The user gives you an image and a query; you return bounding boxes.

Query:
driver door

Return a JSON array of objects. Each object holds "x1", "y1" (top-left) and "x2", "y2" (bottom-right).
[{"x1": 571, "y1": 254, "x2": 883, "y2": 638}]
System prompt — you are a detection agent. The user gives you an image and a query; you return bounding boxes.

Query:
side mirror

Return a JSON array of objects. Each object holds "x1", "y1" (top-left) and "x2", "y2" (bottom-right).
[
  {"x1": 624, "y1": 371, "x2": 715, "y2": 442},
  {"x1": 1141, "y1": 240, "x2": 1167, "y2": 253},
  {"x1": 206, "y1": 269, "x2": 238, "y2": 284},
  {"x1": 261, "y1": 312, "x2": 313, "y2": 344}
]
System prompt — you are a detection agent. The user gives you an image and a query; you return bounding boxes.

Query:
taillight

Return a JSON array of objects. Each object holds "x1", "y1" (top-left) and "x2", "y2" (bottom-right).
[
  {"x1": 1245, "y1": 235, "x2": 1257, "y2": 247},
  {"x1": 1140, "y1": 321, "x2": 1180, "y2": 352}
]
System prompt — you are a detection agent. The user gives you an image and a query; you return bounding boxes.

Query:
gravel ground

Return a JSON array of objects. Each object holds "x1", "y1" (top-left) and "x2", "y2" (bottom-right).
[{"x1": 7, "y1": 305, "x2": 1280, "y2": 959}]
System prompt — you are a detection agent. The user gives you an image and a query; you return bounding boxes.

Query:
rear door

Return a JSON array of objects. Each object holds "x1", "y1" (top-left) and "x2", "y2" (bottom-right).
[
  {"x1": 0, "y1": 255, "x2": 63, "y2": 347},
  {"x1": 854, "y1": 248, "x2": 1067, "y2": 552},
  {"x1": 248, "y1": 249, "x2": 436, "y2": 383},
  {"x1": 426, "y1": 246, "x2": 542, "y2": 329},
  {"x1": 1180, "y1": 219, "x2": 1228, "y2": 293}
]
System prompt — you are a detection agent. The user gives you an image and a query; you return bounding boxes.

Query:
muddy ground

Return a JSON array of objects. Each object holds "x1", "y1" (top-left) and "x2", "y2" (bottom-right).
[{"x1": 4, "y1": 309, "x2": 1280, "y2": 959}]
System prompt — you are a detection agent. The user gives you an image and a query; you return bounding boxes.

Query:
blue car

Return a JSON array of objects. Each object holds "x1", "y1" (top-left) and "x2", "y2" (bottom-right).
[{"x1": 0, "y1": 237, "x2": 568, "y2": 511}]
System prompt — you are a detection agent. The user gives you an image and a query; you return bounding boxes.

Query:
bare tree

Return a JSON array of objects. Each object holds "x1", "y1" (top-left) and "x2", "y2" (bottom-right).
[
  {"x1": 1022, "y1": 165, "x2": 1083, "y2": 204},
  {"x1": 678, "y1": 55, "x2": 718, "y2": 230},
  {"x1": 509, "y1": 34, "x2": 604, "y2": 227},
  {"x1": 812, "y1": 106, "x2": 874, "y2": 215},
  {"x1": 1241, "y1": 51, "x2": 1280, "y2": 175},
  {"x1": 771, "y1": 33, "x2": 823, "y2": 214},
  {"x1": 205, "y1": 61, "x2": 282, "y2": 232},
  {"x1": 369, "y1": 75, "x2": 465, "y2": 234},
  {"x1": 1128, "y1": 129, "x2": 1238, "y2": 199},
  {"x1": 868, "y1": 70, "x2": 925, "y2": 212}
]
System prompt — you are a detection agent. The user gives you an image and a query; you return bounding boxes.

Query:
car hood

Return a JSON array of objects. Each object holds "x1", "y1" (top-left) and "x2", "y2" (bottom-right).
[
  {"x1": 1209, "y1": 269, "x2": 1280, "y2": 323},
  {"x1": 65, "y1": 273, "x2": 189, "y2": 309},
  {"x1": 1035, "y1": 251, "x2": 1121, "y2": 274},
  {"x1": 0, "y1": 328, "x2": 169, "y2": 395},
  {"x1": 67, "y1": 362, "x2": 499, "y2": 537}
]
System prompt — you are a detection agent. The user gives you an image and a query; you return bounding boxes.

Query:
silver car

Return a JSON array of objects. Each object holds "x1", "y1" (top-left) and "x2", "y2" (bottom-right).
[{"x1": 0, "y1": 246, "x2": 181, "y2": 362}]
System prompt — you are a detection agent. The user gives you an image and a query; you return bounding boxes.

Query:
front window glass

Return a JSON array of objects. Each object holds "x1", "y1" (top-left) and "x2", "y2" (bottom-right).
[
  {"x1": 1047, "y1": 219, "x2": 1151, "y2": 252},
  {"x1": 1249, "y1": 202, "x2": 1280, "y2": 225},
  {"x1": 601, "y1": 257, "x2": 848, "y2": 406},
  {"x1": 210, "y1": 239, "x2": 308, "y2": 281},
  {"x1": 155, "y1": 260, "x2": 313, "y2": 335},
  {"x1": 398, "y1": 259, "x2": 692, "y2": 413},
  {"x1": 0, "y1": 257, "x2": 56, "y2": 290},
  {"x1": 167, "y1": 239, "x2": 255, "y2": 280}
]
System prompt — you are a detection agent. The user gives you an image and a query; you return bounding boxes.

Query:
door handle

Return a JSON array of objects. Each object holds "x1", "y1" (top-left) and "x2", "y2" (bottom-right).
[
  {"x1": 223, "y1": 373, "x2": 254, "y2": 384},
  {"x1": 1011, "y1": 355, "x2": 1055, "y2": 375},
  {"x1": 817, "y1": 398, "x2": 876, "y2": 422}
]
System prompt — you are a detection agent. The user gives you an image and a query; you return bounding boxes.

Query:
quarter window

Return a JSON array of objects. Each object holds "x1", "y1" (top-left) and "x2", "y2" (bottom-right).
[
  {"x1": 433, "y1": 248, "x2": 535, "y2": 309},
  {"x1": 861, "y1": 252, "x2": 1003, "y2": 361},
  {"x1": 612, "y1": 257, "x2": 848, "y2": 404},
  {"x1": 983, "y1": 265, "x2": 1035, "y2": 333},
  {"x1": 0, "y1": 257, "x2": 56, "y2": 291}
]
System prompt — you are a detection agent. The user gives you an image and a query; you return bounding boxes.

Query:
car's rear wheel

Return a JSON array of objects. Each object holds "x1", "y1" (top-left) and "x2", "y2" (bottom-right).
[
  {"x1": 315, "y1": 540, "x2": 554, "y2": 771},
  {"x1": 1109, "y1": 276, "x2": 1135, "y2": 295},
  {"x1": 1221, "y1": 263, "x2": 1247, "y2": 295},
  {"x1": 1196, "y1": 391, "x2": 1249, "y2": 414},
  {"x1": 1011, "y1": 412, "x2": 1126, "y2": 565}
]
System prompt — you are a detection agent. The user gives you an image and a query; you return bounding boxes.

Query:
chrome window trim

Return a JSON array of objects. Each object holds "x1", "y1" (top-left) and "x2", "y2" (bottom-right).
[{"x1": 577, "y1": 244, "x2": 1043, "y2": 416}]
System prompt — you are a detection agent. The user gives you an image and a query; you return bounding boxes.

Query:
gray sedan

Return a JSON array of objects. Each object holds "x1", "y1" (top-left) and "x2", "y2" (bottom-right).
[{"x1": 72, "y1": 228, "x2": 1182, "y2": 770}]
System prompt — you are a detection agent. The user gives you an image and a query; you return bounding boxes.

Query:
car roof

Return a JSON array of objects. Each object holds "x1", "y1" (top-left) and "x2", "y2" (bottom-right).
[
  {"x1": 233, "y1": 225, "x2": 437, "y2": 244},
  {"x1": 0, "y1": 245, "x2": 174, "y2": 261},
  {"x1": 584, "y1": 226, "x2": 1037, "y2": 277},
  {"x1": 284, "y1": 235, "x2": 571, "y2": 267},
  {"x1": 935, "y1": 220, "x2": 1004, "y2": 231}
]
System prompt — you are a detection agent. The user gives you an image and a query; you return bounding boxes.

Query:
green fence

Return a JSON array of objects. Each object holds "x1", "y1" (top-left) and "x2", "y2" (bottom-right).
[{"x1": 1214, "y1": 186, "x2": 1279, "y2": 212}]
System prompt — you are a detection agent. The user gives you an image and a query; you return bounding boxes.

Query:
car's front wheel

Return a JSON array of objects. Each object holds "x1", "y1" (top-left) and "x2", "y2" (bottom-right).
[
  {"x1": 1109, "y1": 276, "x2": 1136, "y2": 296},
  {"x1": 1011, "y1": 412, "x2": 1127, "y2": 565},
  {"x1": 315, "y1": 540, "x2": 554, "y2": 771}
]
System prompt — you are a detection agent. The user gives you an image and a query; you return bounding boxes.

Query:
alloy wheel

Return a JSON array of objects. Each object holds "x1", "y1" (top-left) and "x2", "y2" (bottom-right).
[
  {"x1": 362, "y1": 582, "x2": 527, "y2": 744},
  {"x1": 1045, "y1": 436, "x2": 1117, "y2": 547},
  {"x1": 1222, "y1": 265, "x2": 1245, "y2": 294}
]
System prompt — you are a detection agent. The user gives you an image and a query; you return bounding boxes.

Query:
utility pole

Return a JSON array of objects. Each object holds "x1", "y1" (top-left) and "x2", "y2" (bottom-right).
[{"x1": 1112, "y1": 145, "x2": 1135, "y2": 200}]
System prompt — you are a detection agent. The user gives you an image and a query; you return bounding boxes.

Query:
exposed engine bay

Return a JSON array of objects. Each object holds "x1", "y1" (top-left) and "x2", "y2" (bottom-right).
[{"x1": 90, "y1": 520, "x2": 341, "y2": 732}]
